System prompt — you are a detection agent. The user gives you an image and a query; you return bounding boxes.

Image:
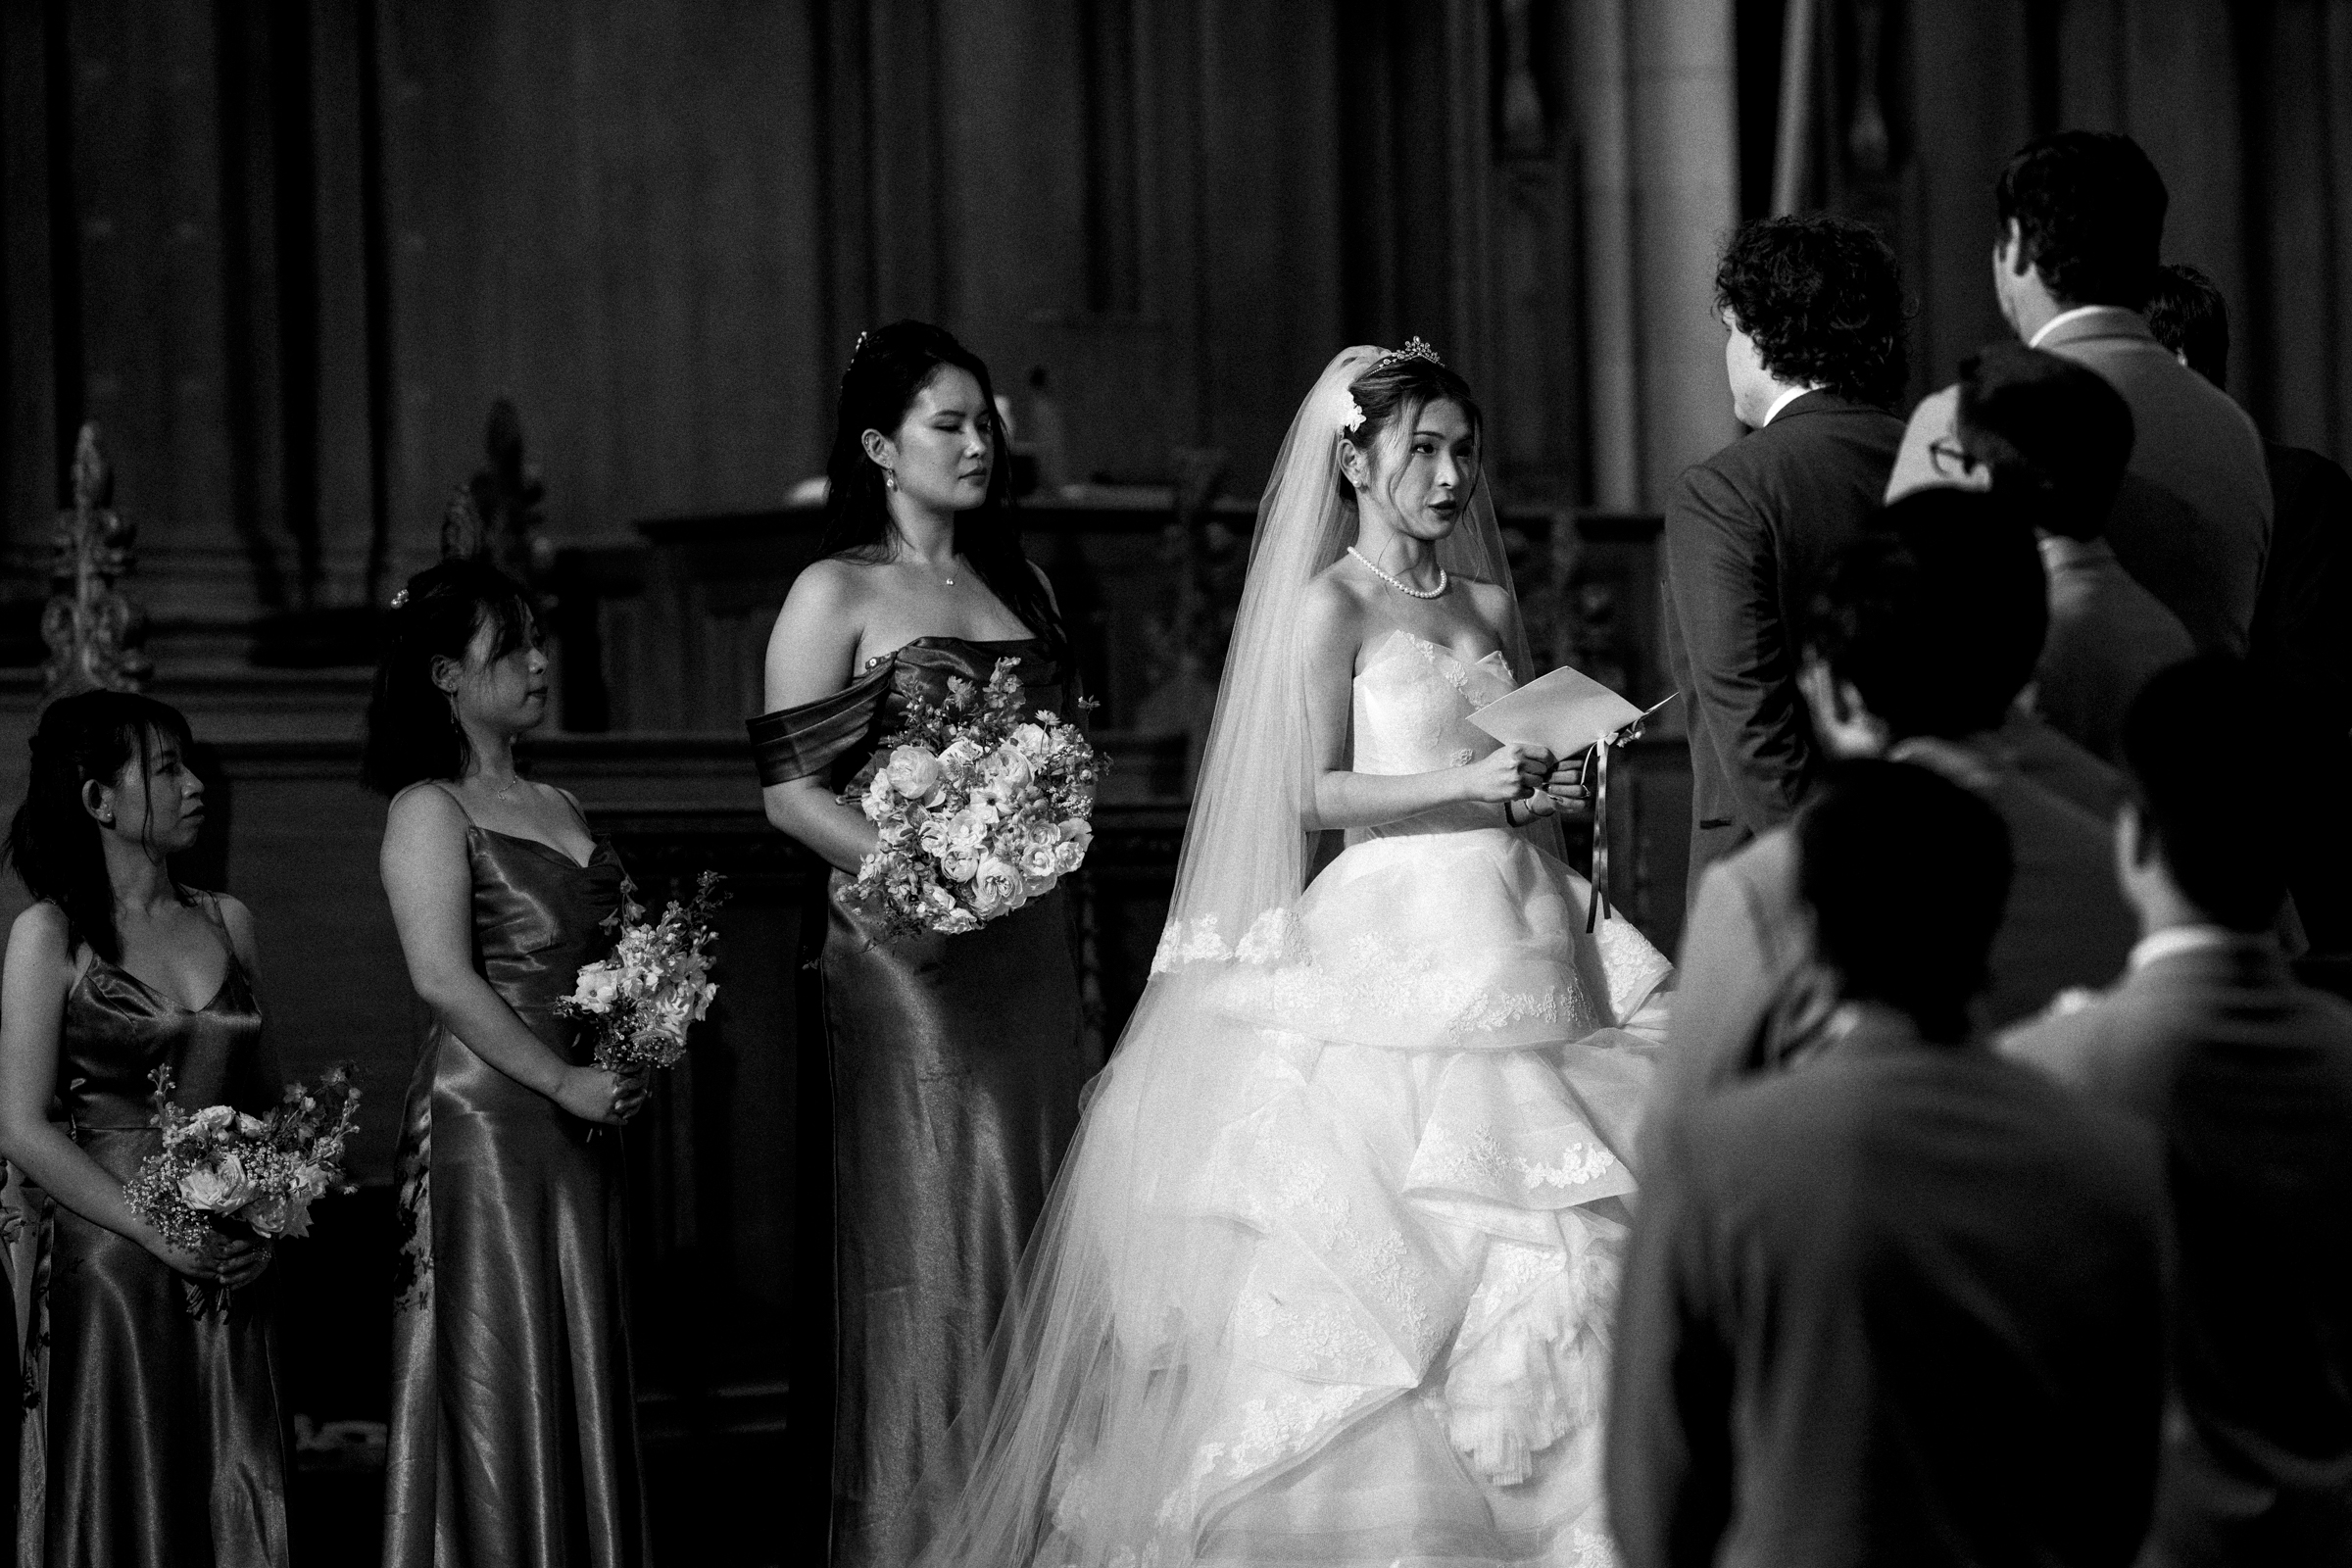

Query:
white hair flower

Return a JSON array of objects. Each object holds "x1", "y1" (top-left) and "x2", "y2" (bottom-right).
[{"x1": 1340, "y1": 396, "x2": 1367, "y2": 435}]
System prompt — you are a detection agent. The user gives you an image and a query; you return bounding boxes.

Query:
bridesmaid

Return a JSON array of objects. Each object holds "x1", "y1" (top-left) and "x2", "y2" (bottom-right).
[
  {"x1": 368, "y1": 559, "x2": 651, "y2": 1568},
  {"x1": 753, "y1": 320, "x2": 1090, "y2": 1567},
  {"x1": 0, "y1": 691, "x2": 285, "y2": 1567}
]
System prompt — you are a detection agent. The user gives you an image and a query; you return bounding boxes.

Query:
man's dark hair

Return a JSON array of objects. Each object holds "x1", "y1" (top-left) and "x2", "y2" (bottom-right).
[
  {"x1": 2120, "y1": 657, "x2": 2287, "y2": 931},
  {"x1": 1956, "y1": 342, "x2": 2135, "y2": 542},
  {"x1": 2142, "y1": 262, "x2": 2230, "y2": 385},
  {"x1": 1714, "y1": 215, "x2": 1909, "y2": 409},
  {"x1": 1808, "y1": 490, "x2": 2048, "y2": 740},
  {"x1": 1798, "y1": 759, "x2": 2013, "y2": 1043},
  {"x1": 1994, "y1": 130, "x2": 2169, "y2": 310}
]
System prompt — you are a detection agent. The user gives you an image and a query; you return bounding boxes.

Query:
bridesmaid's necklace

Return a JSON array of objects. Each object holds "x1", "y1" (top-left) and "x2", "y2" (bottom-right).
[{"x1": 1348, "y1": 546, "x2": 1447, "y2": 600}]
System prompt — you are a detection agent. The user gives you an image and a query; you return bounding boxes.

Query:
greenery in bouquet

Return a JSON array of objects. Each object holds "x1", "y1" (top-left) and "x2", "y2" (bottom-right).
[
  {"x1": 123, "y1": 1063, "x2": 361, "y2": 1254},
  {"x1": 844, "y1": 655, "x2": 1102, "y2": 939},
  {"x1": 556, "y1": 870, "x2": 727, "y2": 1072}
]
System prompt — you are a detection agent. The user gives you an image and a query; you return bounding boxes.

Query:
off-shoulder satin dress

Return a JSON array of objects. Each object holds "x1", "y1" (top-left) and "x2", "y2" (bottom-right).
[
  {"x1": 749, "y1": 635, "x2": 1091, "y2": 1568},
  {"x1": 25, "y1": 892, "x2": 287, "y2": 1568},
  {"x1": 382, "y1": 787, "x2": 649, "y2": 1568}
]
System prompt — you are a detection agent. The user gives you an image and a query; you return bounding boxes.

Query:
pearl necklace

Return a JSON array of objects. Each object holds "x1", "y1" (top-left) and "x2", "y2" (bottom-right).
[{"x1": 1347, "y1": 546, "x2": 1448, "y2": 600}]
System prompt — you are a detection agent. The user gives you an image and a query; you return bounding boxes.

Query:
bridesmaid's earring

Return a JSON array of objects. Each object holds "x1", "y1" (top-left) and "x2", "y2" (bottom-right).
[{"x1": 884, "y1": 470, "x2": 898, "y2": 492}]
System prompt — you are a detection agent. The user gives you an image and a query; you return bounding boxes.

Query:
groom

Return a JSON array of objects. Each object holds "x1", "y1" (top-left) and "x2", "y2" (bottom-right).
[{"x1": 1665, "y1": 216, "x2": 1908, "y2": 898}]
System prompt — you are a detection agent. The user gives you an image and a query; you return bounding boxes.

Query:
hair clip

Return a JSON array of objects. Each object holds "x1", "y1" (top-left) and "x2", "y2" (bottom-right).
[
  {"x1": 390, "y1": 588, "x2": 410, "y2": 610},
  {"x1": 1373, "y1": 337, "x2": 1443, "y2": 373},
  {"x1": 1340, "y1": 396, "x2": 1367, "y2": 434}
]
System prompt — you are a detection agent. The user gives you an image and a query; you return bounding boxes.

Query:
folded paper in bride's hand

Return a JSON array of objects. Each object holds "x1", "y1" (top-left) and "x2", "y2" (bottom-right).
[{"x1": 1465, "y1": 665, "x2": 1659, "y2": 759}]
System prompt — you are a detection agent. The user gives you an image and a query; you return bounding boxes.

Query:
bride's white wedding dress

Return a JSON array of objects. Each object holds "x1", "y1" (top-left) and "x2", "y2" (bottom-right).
[
  {"x1": 912, "y1": 344, "x2": 1671, "y2": 1568},
  {"x1": 926, "y1": 629, "x2": 1670, "y2": 1568}
]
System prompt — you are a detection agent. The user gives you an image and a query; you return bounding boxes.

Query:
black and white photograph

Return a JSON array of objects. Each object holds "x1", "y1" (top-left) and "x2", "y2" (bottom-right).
[{"x1": 0, "y1": 2, "x2": 2347, "y2": 1564}]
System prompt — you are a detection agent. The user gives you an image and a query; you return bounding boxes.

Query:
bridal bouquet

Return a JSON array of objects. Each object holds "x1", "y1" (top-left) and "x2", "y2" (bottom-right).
[
  {"x1": 124, "y1": 1064, "x2": 361, "y2": 1253},
  {"x1": 845, "y1": 656, "x2": 1101, "y2": 938},
  {"x1": 556, "y1": 870, "x2": 726, "y2": 1071}
]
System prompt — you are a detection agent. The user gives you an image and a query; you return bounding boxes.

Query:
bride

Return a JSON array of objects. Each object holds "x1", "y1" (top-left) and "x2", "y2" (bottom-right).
[{"x1": 913, "y1": 343, "x2": 1673, "y2": 1566}]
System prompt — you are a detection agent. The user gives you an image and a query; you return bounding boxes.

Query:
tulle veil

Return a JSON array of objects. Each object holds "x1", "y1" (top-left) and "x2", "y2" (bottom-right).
[{"x1": 906, "y1": 346, "x2": 1563, "y2": 1565}]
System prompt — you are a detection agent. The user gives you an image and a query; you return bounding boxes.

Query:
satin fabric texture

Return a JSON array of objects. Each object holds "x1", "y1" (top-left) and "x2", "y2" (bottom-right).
[
  {"x1": 382, "y1": 805, "x2": 650, "y2": 1568},
  {"x1": 24, "y1": 895, "x2": 288, "y2": 1568},
  {"x1": 750, "y1": 636, "x2": 1091, "y2": 1568}
]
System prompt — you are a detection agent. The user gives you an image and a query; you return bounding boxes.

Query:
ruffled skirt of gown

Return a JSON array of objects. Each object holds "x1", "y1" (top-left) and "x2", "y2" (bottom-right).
[{"x1": 915, "y1": 824, "x2": 1671, "y2": 1568}]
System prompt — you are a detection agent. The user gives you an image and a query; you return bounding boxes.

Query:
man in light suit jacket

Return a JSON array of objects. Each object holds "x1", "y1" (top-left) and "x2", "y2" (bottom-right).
[
  {"x1": 1665, "y1": 216, "x2": 1908, "y2": 899},
  {"x1": 1611, "y1": 760, "x2": 2167, "y2": 1568},
  {"x1": 1956, "y1": 343, "x2": 2196, "y2": 762},
  {"x1": 2004, "y1": 658, "x2": 2352, "y2": 1566},
  {"x1": 1663, "y1": 490, "x2": 2138, "y2": 1105},
  {"x1": 1990, "y1": 131, "x2": 2271, "y2": 655}
]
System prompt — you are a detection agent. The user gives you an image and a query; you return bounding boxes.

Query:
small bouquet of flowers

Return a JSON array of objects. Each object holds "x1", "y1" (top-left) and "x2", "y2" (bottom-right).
[
  {"x1": 124, "y1": 1064, "x2": 361, "y2": 1253},
  {"x1": 556, "y1": 871, "x2": 726, "y2": 1071},
  {"x1": 844, "y1": 656, "x2": 1102, "y2": 939}
]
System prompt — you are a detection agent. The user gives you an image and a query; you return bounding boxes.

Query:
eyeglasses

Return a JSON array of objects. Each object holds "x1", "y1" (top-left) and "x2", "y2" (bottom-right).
[{"x1": 1927, "y1": 439, "x2": 1984, "y2": 479}]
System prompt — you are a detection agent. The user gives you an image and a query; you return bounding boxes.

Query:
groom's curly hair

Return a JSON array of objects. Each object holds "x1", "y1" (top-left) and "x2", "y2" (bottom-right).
[{"x1": 1715, "y1": 215, "x2": 1910, "y2": 410}]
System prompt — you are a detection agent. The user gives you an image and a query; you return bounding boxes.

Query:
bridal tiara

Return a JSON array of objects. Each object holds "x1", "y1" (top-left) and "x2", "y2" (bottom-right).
[{"x1": 1372, "y1": 337, "x2": 1443, "y2": 373}]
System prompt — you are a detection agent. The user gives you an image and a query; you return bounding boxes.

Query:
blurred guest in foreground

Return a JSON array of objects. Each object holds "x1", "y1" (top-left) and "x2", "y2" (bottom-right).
[
  {"x1": 1611, "y1": 760, "x2": 2167, "y2": 1568},
  {"x1": 1665, "y1": 215, "x2": 1908, "y2": 897},
  {"x1": 0, "y1": 692, "x2": 285, "y2": 1568},
  {"x1": 1664, "y1": 490, "x2": 2136, "y2": 1102},
  {"x1": 2005, "y1": 657, "x2": 2352, "y2": 1565},
  {"x1": 1989, "y1": 131, "x2": 2271, "y2": 655},
  {"x1": 2144, "y1": 262, "x2": 2352, "y2": 968},
  {"x1": 368, "y1": 560, "x2": 651, "y2": 1568},
  {"x1": 1955, "y1": 342, "x2": 2195, "y2": 764}
]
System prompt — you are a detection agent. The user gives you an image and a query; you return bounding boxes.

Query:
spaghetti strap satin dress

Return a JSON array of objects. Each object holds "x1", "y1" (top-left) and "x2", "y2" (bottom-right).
[
  {"x1": 749, "y1": 636, "x2": 1091, "y2": 1568},
  {"x1": 26, "y1": 893, "x2": 287, "y2": 1568},
  {"x1": 382, "y1": 793, "x2": 650, "y2": 1568}
]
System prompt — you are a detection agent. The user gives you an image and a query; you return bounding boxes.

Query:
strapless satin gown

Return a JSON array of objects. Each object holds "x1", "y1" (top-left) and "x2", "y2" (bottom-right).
[
  {"x1": 382, "y1": 808, "x2": 649, "y2": 1568},
  {"x1": 749, "y1": 636, "x2": 1091, "y2": 1568},
  {"x1": 24, "y1": 894, "x2": 287, "y2": 1568},
  {"x1": 914, "y1": 629, "x2": 1673, "y2": 1568}
]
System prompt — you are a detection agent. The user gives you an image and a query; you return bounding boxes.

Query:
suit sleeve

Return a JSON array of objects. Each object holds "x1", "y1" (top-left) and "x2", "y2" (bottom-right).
[
  {"x1": 1607, "y1": 1107, "x2": 1735, "y2": 1568},
  {"x1": 1664, "y1": 462, "x2": 1816, "y2": 835}
]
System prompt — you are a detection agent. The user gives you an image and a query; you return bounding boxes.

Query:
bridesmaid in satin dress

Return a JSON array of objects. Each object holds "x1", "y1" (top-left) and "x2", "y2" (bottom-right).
[
  {"x1": 0, "y1": 691, "x2": 285, "y2": 1568},
  {"x1": 367, "y1": 559, "x2": 652, "y2": 1568},
  {"x1": 752, "y1": 321, "x2": 1090, "y2": 1567}
]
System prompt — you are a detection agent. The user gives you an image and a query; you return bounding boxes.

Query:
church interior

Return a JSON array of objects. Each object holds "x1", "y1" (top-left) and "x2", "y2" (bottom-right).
[{"x1": 2, "y1": 1, "x2": 2347, "y2": 1561}]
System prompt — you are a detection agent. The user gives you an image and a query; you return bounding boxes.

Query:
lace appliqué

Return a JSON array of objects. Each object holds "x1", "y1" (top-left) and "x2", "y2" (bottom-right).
[
  {"x1": 1224, "y1": 929, "x2": 1594, "y2": 1045},
  {"x1": 1152, "y1": 907, "x2": 1306, "y2": 974},
  {"x1": 1593, "y1": 912, "x2": 1674, "y2": 1024},
  {"x1": 1418, "y1": 1122, "x2": 1619, "y2": 1197}
]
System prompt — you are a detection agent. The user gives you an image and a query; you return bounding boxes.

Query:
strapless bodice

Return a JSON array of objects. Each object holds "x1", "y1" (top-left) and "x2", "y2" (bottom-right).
[{"x1": 1349, "y1": 629, "x2": 1515, "y2": 840}]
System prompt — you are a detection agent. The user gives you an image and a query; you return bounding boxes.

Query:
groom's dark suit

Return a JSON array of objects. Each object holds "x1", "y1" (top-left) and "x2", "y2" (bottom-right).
[
  {"x1": 1663, "y1": 392, "x2": 1903, "y2": 899},
  {"x1": 2004, "y1": 936, "x2": 2352, "y2": 1566},
  {"x1": 1610, "y1": 1008, "x2": 2167, "y2": 1568}
]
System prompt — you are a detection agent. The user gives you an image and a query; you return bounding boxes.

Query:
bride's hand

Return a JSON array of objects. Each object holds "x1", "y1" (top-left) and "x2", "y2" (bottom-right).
[
  {"x1": 1458, "y1": 743, "x2": 1553, "y2": 804},
  {"x1": 1542, "y1": 749, "x2": 1593, "y2": 808}
]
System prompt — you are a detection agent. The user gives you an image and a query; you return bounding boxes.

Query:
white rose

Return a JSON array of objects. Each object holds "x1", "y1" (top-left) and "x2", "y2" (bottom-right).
[
  {"x1": 941, "y1": 848, "x2": 981, "y2": 883},
  {"x1": 1053, "y1": 838, "x2": 1085, "y2": 874},
  {"x1": 885, "y1": 745, "x2": 945, "y2": 799},
  {"x1": 1016, "y1": 836, "x2": 1062, "y2": 888},
  {"x1": 188, "y1": 1104, "x2": 235, "y2": 1138},
  {"x1": 970, "y1": 857, "x2": 1026, "y2": 918},
  {"x1": 179, "y1": 1154, "x2": 253, "y2": 1215},
  {"x1": 860, "y1": 769, "x2": 898, "y2": 819},
  {"x1": 235, "y1": 1112, "x2": 268, "y2": 1140},
  {"x1": 1057, "y1": 817, "x2": 1094, "y2": 854},
  {"x1": 243, "y1": 1192, "x2": 294, "y2": 1237},
  {"x1": 1009, "y1": 722, "x2": 1049, "y2": 758},
  {"x1": 938, "y1": 737, "x2": 986, "y2": 775},
  {"x1": 943, "y1": 806, "x2": 995, "y2": 854},
  {"x1": 982, "y1": 745, "x2": 1034, "y2": 794},
  {"x1": 936, "y1": 907, "x2": 982, "y2": 935}
]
